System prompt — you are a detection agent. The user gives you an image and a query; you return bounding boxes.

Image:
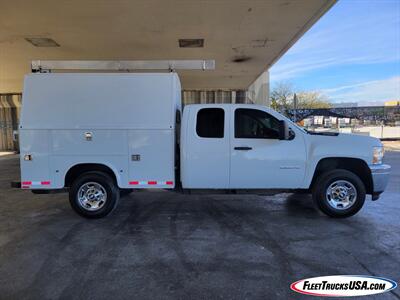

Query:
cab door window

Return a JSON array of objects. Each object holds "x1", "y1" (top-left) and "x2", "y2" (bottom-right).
[{"x1": 235, "y1": 108, "x2": 280, "y2": 139}]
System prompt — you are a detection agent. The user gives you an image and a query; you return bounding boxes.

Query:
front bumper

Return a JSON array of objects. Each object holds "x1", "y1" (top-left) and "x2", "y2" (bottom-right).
[{"x1": 369, "y1": 164, "x2": 391, "y2": 200}]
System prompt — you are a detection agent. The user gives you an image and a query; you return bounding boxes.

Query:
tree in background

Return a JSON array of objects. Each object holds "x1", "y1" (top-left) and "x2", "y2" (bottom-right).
[
  {"x1": 270, "y1": 81, "x2": 331, "y2": 111},
  {"x1": 270, "y1": 82, "x2": 294, "y2": 111},
  {"x1": 296, "y1": 91, "x2": 331, "y2": 109}
]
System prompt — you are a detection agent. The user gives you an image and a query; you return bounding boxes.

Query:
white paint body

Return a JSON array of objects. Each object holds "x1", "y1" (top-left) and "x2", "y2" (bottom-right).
[
  {"x1": 181, "y1": 104, "x2": 381, "y2": 189},
  {"x1": 20, "y1": 73, "x2": 180, "y2": 189},
  {"x1": 20, "y1": 73, "x2": 382, "y2": 191}
]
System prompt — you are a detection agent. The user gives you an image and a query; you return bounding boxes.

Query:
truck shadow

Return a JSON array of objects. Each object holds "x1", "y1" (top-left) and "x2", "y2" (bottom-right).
[{"x1": 283, "y1": 193, "x2": 320, "y2": 217}]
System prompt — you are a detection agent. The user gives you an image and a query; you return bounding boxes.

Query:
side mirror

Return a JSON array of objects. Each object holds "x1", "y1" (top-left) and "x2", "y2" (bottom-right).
[{"x1": 278, "y1": 120, "x2": 289, "y2": 140}]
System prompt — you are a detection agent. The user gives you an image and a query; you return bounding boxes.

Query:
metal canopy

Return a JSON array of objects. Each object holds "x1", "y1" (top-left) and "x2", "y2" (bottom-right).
[
  {"x1": 31, "y1": 60, "x2": 215, "y2": 73},
  {"x1": 0, "y1": 0, "x2": 336, "y2": 91}
]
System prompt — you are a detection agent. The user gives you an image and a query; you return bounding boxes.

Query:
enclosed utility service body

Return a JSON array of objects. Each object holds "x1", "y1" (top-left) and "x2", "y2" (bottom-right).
[
  {"x1": 20, "y1": 73, "x2": 180, "y2": 190},
  {"x1": 18, "y1": 72, "x2": 391, "y2": 218}
]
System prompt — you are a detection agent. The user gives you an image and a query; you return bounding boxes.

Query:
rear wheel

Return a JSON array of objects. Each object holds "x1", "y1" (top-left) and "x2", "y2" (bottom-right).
[
  {"x1": 312, "y1": 169, "x2": 366, "y2": 218},
  {"x1": 69, "y1": 171, "x2": 119, "y2": 218}
]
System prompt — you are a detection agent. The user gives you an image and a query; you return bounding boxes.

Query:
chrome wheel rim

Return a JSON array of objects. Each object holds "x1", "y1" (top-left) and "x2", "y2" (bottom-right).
[
  {"x1": 77, "y1": 182, "x2": 107, "y2": 211},
  {"x1": 326, "y1": 180, "x2": 357, "y2": 210}
]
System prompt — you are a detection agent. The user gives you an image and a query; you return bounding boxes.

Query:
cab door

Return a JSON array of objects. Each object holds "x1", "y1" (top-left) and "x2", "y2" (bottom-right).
[
  {"x1": 181, "y1": 106, "x2": 230, "y2": 188},
  {"x1": 230, "y1": 107, "x2": 306, "y2": 189}
]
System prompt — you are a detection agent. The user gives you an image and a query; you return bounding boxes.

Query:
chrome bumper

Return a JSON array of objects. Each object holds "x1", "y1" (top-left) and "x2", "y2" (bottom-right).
[{"x1": 369, "y1": 164, "x2": 391, "y2": 199}]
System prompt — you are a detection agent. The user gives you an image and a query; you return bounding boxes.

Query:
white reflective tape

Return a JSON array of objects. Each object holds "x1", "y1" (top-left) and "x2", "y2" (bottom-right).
[
  {"x1": 129, "y1": 180, "x2": 173, "y2": 186},
  {"x1": 158, "y1": 181, "x2": 173, "y2": 185}
]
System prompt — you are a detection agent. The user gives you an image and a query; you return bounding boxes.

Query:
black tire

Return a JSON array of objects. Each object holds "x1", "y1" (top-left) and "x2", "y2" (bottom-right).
[
  {"x1": 312, "y1": 169, "x2": 366, "y2": 218},
  {"x1": 69, "y1": 171, "x2": 119, "y2": 218}
]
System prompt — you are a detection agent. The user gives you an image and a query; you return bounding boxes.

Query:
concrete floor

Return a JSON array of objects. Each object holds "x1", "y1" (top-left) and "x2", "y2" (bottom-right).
[{"x1": 0, "y1": 153, "x2": 399, "y2": 300}]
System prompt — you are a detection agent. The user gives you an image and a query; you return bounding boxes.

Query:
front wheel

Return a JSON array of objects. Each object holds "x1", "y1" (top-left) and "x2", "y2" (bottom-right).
[
  {"x1": 69, "y1": 171, "x2": 119, "y2": 218},
  {"x1": 312, "y1": 169, "x2": 366, "y2": 218}
]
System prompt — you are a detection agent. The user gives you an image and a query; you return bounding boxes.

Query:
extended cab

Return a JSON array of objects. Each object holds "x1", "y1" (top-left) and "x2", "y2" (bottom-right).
[{"x1": 16, "y1": 72, "x2": 391, "y2": 218}]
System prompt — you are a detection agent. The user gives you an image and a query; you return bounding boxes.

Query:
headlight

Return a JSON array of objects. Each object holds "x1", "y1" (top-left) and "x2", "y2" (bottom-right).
[{"x1": 372, "y1": 146, "x2": 384, "y2": 164}]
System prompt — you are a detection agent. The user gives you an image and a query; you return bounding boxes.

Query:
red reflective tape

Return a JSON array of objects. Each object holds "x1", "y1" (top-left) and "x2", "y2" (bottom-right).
[
  {"x1": 166, "y1": 181, "x2": 173, "y2": 185},
  {"x1": 21, "y1": 186, "x2": 30, "y2": 189},
  {"x1": 41, "y1": 181, "x2": 51, "y2": 185},
  {"x1": 129, "y1": 181, "x2": 139, "y2": 185},
  {"x1": 148, "y1": 181, "x2": 157, "y2": 185},
  {"x1": 22, "y1": 181, "x2": 32, "y2": 185}
]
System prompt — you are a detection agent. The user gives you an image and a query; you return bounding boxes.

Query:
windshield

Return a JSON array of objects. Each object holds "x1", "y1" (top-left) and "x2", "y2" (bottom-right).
[{"x1": 280, "y1": 114, "x2": 307, "y2": 133}]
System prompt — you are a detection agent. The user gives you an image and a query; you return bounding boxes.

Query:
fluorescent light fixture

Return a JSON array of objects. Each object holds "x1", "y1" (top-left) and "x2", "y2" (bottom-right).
[{"x1": 179, "y1": 39, "x2": 204, "y2": 48}]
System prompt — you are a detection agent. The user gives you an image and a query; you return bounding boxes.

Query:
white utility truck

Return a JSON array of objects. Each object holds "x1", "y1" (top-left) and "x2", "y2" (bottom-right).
[{"x1": 14, "y1": 61, "x2": 391, "y2": 218}]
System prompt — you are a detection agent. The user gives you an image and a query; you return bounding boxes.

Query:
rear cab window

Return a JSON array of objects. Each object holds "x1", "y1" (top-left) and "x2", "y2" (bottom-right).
[{"x1": 196, "y1": 108, "x2": 225, "y2": 138}]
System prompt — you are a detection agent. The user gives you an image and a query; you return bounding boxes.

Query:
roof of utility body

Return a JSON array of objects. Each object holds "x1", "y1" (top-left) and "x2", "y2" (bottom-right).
[
  {"x1": 21, "y1": 73, "x2": 180, "y2": 129},
  {"x1": 0, "y1": 0, "x2": 336, "y2": 92}
]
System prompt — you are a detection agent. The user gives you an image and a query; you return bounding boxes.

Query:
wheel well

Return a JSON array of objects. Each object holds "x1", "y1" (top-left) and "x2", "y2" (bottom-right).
[
  {"x1": 64, "y1": 164, "x2": 117, "y2": 187},
  {"x1": 310, "y1": 158, "x2": 373, "y2": 194}
]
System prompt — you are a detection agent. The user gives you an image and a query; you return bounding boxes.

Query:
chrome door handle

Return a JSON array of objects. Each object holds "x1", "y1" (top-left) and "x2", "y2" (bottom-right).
[{"x1": 234, "y1": 146, "x2": 252, "y2": 150}]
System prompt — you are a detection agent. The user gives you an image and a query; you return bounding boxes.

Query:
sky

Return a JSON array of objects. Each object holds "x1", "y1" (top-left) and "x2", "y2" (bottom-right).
[{"x1": 269, "y1": 0, "x2": 400, "y2": 106}]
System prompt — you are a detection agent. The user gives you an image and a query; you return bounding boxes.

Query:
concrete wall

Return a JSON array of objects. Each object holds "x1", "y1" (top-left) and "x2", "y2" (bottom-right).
[
  {"x1": 353, "y1": 126, "x2": 400, "y2": 139},
  {"x1": 315, "y1": 126, "x2": 400, "y2": 139},
  {"x1": 246, "y1": 71, "x2": 270, "y2": 106}
]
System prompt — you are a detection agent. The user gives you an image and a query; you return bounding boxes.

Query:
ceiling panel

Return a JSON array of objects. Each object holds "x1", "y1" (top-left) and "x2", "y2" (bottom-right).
[{"x1": 0, "y1": 0, "x2": 336, "y2": 92}]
